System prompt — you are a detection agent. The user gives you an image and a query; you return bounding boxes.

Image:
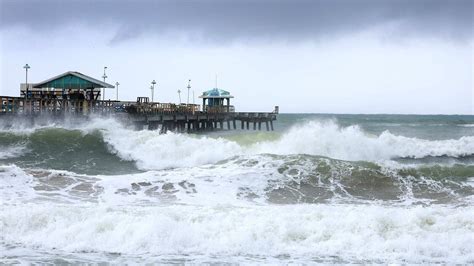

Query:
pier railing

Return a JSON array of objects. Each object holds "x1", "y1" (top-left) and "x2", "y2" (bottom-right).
[
  {"x1": 204, "y1": 105, "x2": 235, "y2": 113},
  {"x1": 1, "y1": 96, "x2": 203, "y2": 115}
]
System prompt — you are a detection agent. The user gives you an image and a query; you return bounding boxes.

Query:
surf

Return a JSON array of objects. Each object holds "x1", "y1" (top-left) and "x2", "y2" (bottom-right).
[
  {"x1": 2, "y1": 203, "x2": 473, "y2": 264},
  {"x1": 1, "y1": 114, "x2": 474, "y2": 264}
]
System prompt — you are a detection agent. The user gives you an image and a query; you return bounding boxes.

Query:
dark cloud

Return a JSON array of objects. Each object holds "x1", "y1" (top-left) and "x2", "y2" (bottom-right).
[{"x1": 1, "y1": 0, "x2": 472, "y2": 43}]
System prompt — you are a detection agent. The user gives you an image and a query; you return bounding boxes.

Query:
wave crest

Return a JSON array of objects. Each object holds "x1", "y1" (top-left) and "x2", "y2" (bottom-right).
[
  {"x1": 1, "y1": 118, "x2": 473, "y2": 171},
  {"x1": 254, "y1": 121, "x2": 474, "y2": 161}
]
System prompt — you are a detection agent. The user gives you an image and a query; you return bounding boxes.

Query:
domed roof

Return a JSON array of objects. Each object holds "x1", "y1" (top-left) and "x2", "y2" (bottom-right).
[{"x1": 199, "y1": 88, "x2": 234, "y2": 98}]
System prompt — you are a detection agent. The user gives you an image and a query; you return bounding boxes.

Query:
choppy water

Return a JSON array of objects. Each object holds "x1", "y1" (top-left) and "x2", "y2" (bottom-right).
[{"x1": 1, "y1": 114, "x2": 473, "y2": 264}]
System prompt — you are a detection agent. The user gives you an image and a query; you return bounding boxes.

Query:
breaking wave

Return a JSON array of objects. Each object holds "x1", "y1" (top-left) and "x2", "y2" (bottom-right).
[
  {"x1": 1, "y1": 119, "x2": 473, "y2": 172},
  {"x1": 254, "y1": 121, "x2": 474, "y2": 161}
]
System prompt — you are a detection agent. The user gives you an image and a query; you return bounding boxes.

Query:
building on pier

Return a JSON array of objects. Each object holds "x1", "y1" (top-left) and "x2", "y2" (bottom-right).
[
  {"x1": 20, "y1": 71, "x2": 114, "y2": 100},
  {"x1": 199, "y1": 88, "x2": 234, "y2": 112}
]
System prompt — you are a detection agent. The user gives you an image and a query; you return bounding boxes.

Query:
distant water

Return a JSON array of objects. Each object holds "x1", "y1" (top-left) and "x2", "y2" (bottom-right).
[{"x1": 1, "y1": 114, "x2": 473, "y2": 264}]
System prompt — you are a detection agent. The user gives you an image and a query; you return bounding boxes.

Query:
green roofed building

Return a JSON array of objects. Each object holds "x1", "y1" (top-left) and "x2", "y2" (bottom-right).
[
  {"x1": 199, "y1": 88, "x2": 234, "y2": 112},
  {"x1": 21, "y1": 71, "x2": 114, "y2": 100}
]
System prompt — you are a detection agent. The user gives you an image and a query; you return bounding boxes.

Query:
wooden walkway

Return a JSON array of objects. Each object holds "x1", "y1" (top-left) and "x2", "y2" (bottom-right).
[{"x1": 0, "y1": 96, "x2": 278, "y2": 133}]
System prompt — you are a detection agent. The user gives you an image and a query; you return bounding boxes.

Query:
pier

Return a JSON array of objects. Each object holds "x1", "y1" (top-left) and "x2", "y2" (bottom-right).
[{"x1": 0, "y1": 71, "x2": 278, "y2": 133}]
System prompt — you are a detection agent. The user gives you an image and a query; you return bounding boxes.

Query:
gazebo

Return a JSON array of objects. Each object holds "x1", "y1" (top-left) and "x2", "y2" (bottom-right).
[
  {"x1": 199, "y1": 88, "x2": 234, "y2": 112},
  {"x1": 27, "y1": 71, "x2": 114, "y2": 100}
]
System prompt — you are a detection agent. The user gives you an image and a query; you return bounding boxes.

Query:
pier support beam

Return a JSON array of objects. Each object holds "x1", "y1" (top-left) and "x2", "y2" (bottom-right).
[
  {"x1": 134, "y1": 122, "x2": 144, "y2": 131},
  {"x1": 160, "y1": 123, "x2": 167, "y2": 134},
  {"x1": 265, "y1": 121, "x2": 269, "y2": 131},
  {"x1": 148, "y1": 122, "x2": 159, "y2": 130}
]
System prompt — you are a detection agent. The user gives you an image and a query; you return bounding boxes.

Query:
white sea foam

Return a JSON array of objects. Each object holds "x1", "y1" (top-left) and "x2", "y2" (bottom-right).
[
  {"x1": 0, "y1": 145, "x2": 28, "y2": 159},
  {"x1": 0, "y1": 120, "x2": 57, "y2": 134},
  {"x1": 1, "y1": 203, "x2": 472, "y2": 263},
  {"x1": 0, "y1": 164, "x2": 36, "y2": 203}
]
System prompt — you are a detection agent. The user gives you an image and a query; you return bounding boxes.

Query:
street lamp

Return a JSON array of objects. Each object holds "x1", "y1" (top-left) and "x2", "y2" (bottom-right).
[
  {"x1": 187, "y1": 79, "x2": 191, "y2": 105},
  {"x1": 177, "y1": 89, "x2": 182, "y2": 104},
  {"x1": 115, "y1": 82, "x2": 120, "y2": 101},
  {"x1": 102, "y1": 66, "x2": 108, "y2": 100},
  {"x1": 23, "y1": 64, "x2": 30, "y2": 99},
  {"x1": 151, "y1": 80, "x2": 156, "y2": 102}
]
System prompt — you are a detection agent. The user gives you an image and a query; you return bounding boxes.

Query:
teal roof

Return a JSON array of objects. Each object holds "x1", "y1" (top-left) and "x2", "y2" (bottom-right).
[
  {"x1": 200, "y1": 88, "x2": 234, "y2": 98},
  {"x1": 33, "y1": 71, "x2": 114, "y2": 89}
]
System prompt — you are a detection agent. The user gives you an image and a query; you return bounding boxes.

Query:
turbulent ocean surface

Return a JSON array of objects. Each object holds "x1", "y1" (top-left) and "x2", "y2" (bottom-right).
[{"x1": 1, "y1": 114, "x2": 473, "y2": 264}]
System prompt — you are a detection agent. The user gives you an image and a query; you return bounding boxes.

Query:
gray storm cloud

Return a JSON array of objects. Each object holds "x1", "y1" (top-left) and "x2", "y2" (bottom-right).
[{"x1": 1, "y1": 0, "x2": 472, "y2": 43}]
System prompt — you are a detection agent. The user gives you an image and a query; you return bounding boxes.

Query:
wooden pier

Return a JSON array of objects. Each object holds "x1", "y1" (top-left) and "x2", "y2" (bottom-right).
[
  {"x1": 1, "y1": 71, "x2": 278, "y2": 132},
  {"x1": 0, "y1": 96, "x2": 278, "y2": 133}
]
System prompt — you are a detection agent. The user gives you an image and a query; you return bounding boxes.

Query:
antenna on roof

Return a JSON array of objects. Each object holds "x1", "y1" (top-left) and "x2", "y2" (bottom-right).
[{"x1": 215, "y1": 74, "x2": 218, "y2": 89}]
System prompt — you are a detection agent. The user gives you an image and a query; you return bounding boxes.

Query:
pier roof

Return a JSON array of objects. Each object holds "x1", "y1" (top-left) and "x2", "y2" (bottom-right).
[
  {"x1": 33, "y1": 71, "x2": 114, "y2": 89},
  {"x1": 199, "y1": 88, "x2": 234, "y2": 99}
]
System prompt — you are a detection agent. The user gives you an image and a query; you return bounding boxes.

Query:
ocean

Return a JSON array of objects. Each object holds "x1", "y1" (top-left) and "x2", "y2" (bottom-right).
[{"x1": 1, "y1": 114, "x2": 473, "y2": 264}]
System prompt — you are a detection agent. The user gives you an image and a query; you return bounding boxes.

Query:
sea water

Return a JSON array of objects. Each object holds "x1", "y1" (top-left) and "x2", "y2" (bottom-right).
[{"x1": 1, "y1": 114, "x2": 473, "y2": 263}]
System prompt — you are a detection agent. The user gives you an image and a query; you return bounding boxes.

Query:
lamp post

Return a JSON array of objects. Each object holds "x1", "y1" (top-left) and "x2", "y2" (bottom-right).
[
  {"x1": 102, "y1": 66, "x2": 108, "y2": 100},
  {"x1": 23, "y1": 64, "x2": 30, "y2": 99},
  {"x1": 177, "y1": 89, "x2": 181, "y2": 104},
  {"x1": 192, "y1": 90, "x2": 195, "y2": 114},
  {"x1": 151, "y1": 80, "x2": 156, "y2": 102},
  {"x1": 187, "y1": 79, "x2": 191, "y2": 106},
  {"x1": 115, "y1": 82, "x2": 120, "y2": 101}
]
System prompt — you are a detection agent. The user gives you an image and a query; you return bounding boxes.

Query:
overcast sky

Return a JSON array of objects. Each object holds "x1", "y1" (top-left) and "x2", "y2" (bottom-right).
[{"x1": 0, "y1": 0, "x2": 472, "y2": 114}]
